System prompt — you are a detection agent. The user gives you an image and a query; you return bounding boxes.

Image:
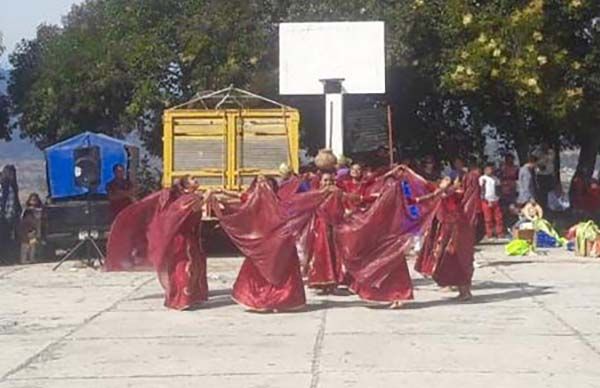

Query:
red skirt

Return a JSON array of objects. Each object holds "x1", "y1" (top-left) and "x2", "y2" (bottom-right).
[
  {"x1": 232, "y1": 257, "x2": 306, "y2": 312},
  {"x1": 351, "y1": 260, "x2": 414, "y2": 303},
  {"x1": 307, "y1": 218, "x2": 340, "y2": 288},
  {"x1": 416, "y1": 219, "x2": 474, "y2": 287},
  {"x1": 163, "y1": 234, "x2": 208, "y2": 310},
  {"x1": 415, "y1": 220, "x2": 439, "y2": 277}
]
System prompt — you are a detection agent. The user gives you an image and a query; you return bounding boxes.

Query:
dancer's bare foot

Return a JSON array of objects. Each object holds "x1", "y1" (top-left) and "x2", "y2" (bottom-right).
[
  {"x1": 440, "y1": 286, "x2": 457, "y2": 293},
  {"x1": 457, "y1": 293, "x2": 472, "y2": 302},
  {"x1": 457, "y1": 286, "x2": 472, "y2": 302},
  {"x1": 389, "y1": 301, "x2": 405, "y2": 309},
  {"x1": 316, "y1": 286, "x2": 335, "y2": 296}
]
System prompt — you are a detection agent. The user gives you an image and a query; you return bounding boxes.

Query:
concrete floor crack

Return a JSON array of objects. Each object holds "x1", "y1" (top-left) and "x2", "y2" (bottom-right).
[
  {"x1": 0, "y1": 276, "x2": 154, "y2": 382},
  {"x1": 497, "y1": 266, "x2": 600, "y2": 358},
  {"x1": 309, "y1": 308, "x2": 328, "y2": 388}
]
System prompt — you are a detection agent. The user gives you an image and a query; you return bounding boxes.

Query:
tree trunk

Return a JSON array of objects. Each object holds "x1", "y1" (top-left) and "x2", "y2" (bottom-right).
[
  {"x1": 575, "y1": 130, "x2": 600, "y2": 181},
  {"x1": 514, "y1": 130, "x2": 530, "y2": 165},
  {"x1": 554, "y1": 142, "x2": 561, "y2": 183}
]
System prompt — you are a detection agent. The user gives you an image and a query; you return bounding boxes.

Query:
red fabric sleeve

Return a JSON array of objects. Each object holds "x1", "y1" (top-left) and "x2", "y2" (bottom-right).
[{"x1": 211, "y1": 183, "x2": 331, "y2": 285}]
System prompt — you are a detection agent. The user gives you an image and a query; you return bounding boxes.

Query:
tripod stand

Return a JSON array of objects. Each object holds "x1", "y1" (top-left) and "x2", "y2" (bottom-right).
[{"x1": 52, "y1": 191, "x2": 105, "y2": 271}]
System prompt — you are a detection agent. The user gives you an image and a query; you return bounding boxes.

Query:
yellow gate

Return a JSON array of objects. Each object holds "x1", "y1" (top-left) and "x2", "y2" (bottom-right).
[{"x1": 162, "y1": 87, "x2": 299, "y2": 190}]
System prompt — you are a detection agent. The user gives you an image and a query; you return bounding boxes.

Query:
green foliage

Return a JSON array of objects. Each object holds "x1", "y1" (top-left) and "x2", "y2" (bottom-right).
[
  {"x1": 434, "y1": 0, "x2": 600, "y2": 153},
  {"x1": 6, "y1": 0, "x2": 600, "y2": 167},
  {"x1": 136, "y1": 155, "x2": 162, "y2": 197},
  {"x1": 0, "y1": 31, "x2": 10, "y2": 140},
  {"x1": 9, "y1": 1, "x2": 274, "y2": 151}
]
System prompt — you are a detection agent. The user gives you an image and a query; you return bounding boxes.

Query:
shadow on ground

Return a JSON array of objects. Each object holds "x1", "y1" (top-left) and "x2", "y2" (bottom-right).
[
  {"x1": 406, "y1": 279, "x2": 554, "y2": 310},
  {"x1": 122, "y1": 278, "x2": 555, "y2": 313}
]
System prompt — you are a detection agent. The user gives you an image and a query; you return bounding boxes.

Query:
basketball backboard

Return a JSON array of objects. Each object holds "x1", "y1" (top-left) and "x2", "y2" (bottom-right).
[{"x1": 279, "y1": 22, "x2": 386, "y2": 95}]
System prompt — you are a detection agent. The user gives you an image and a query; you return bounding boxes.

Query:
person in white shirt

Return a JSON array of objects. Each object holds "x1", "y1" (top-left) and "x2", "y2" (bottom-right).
[{"x1": 479, "y1": 163, "x2": 505, "y2": 239}]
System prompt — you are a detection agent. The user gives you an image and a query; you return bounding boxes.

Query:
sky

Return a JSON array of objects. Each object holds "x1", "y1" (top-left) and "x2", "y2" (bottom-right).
[{"x1": 0, "y1": 0, "x2": 83, "y2": 66}]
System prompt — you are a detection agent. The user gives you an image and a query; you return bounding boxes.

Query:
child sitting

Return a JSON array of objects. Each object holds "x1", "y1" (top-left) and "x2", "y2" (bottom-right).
[{"x1": 19, "y1": 193, "x2": 43, "y2": 264}]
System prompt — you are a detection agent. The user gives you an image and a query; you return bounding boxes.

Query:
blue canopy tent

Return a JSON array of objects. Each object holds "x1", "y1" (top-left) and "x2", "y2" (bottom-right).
[{"x1": 45, "y1": 132, "x2": 135, "y2": 199}]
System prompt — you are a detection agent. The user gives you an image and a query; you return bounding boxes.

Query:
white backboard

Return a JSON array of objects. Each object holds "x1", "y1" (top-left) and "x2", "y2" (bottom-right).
[{"x1": 279, "y1": 21, "x2": 386, "y2": 95}]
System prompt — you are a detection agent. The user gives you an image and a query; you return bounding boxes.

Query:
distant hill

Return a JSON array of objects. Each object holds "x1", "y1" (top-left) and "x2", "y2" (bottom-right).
[
  {"x1": 0, "y1": 132, "x2": 46, "y2": 201},
  {"x1": 0, "y1": 68, "x2": 46, "y2": 199}
]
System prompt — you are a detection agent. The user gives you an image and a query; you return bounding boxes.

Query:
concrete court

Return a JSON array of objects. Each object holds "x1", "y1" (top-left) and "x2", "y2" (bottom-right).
[{"x1": 1, "y1": 244, "x2": 600, "y2": 388}]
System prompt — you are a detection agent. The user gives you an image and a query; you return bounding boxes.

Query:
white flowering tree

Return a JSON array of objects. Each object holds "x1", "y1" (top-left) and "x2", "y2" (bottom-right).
[{"x1": 434, "y1": 0, "x2": 600, "y2": 174}]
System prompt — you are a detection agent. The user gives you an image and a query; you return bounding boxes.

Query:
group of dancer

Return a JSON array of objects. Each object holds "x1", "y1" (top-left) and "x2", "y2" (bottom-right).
[{"x1": 105, "y1": 159, "x2": 481, "y2": 312}]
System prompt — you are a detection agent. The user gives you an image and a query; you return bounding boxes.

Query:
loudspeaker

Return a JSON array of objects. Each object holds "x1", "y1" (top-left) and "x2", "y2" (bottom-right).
[
  {"x1": 43, "y1": 200, "x2": 112, "y2": 242},
  {"x1": 74, "y1": 146, "x2": 101, "y2": 190}
]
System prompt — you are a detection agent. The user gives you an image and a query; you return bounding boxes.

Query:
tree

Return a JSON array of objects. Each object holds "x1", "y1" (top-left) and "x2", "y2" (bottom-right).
[
  {"x1": 6, "y1": 0, "x2": 493, "y2": 159},
  {"x1": 8, "y1": 0, "x2": 600, "y2": 174},
  {"x1": 433, "y1": 0, "x2": 600, "y2": 174},
  {"x1": 9, "y1": 0, "x2": 275, "y2": 152},
  {"x1": 0, "y1": 31, "x2": 10, "y2": 140}
]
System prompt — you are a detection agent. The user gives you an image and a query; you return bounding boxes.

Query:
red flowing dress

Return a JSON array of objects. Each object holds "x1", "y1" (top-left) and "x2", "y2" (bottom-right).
[
  {"x1": 155, "y1": 206, "x2": 208, "y2": 310},
  {"x1": 415, "y1": 190, "x2": 475, "y2": 287},
  {"x1": 463, "y1": 169, "x2": 486, "y2": 242},
  {"x1": 277, "y1": 175, "x2": 303, "y2": 200},
  {"x1": 462, "y1": 170, "x2": 483, "y2": 233},
  {"x1": 337, "y1": 177, "x2": 378, "y2": 213},
  {"x1": 337, "y1": 172, "x2": 438, "y2": 303},
  {"x1": 306, "y1": 190, "x2": 345, "y2": 289},
  {"x1": 213, "y1": 183, "x2": 327, "y2": 311},
  {"x1": 106, "y1": 189, "x2": 208, "y2": 310}
]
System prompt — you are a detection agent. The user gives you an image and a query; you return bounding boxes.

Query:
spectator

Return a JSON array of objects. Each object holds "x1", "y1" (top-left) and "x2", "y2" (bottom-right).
[
  {"x1": 499, "y1": 154, "x2": 519, "y2": 207},
  {"x1": 19, "y1": 193, "x2": 43, "y2": 264},
  {"x1": 449, "y1": 157, "x2": 467, "y2": 182},
  {"x1": 533, "y1": 143, "x2": 557, "y2": 209},
  {"x1": 419, "y1": 155, "x2": 441, "y2": 182},
  {"x1": 107, "y1": 164, "x2": 136, "y2": 219},
  {"x1": 569, "y1": 168, "x2": 600, "y2": 216},
  {"x1": 512, "y1": 199, "x2": 544, "y2": 234},
  {"x1": 521, "y1": 200, "x2": 544, "y2": 222},
  {"x1": 588, "y1": 177, "x2": 600, "y2": 214},
  {"x1": 0, "y1": 165, "x2": 22, "y2": 262},
  {"x1": 373, "y1": 145, "x2": 394, "y2": 168},
  {"x1": 479, "y1": 163, "x2": 505, "y2": 240},
  {"x1": 569, "y1": 167, "x2": 589, "y2": 212},
  {"x1": 547, "y1": 183, "x2": 570, "y2": 213},
  {"x1": 517, "y1": 155, "x2": 538, "y2": 206}
]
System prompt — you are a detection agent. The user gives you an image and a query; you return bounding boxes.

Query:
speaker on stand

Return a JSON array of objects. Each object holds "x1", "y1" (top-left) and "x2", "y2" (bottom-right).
[{"x1": 53, "y1": 146, "x2": 106, "y2": 270}]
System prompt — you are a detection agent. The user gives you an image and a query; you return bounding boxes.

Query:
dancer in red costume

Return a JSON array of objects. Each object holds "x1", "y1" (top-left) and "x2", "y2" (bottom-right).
[
  {"x1": 277, "y1": 163, "x2": 311, "y2": 200},
  {"x1": 106, "y1": 177, "x2": 209, "y2": 310},
  {"x1": 337, "y1": 166, "x2": 438, "y2": 308},
  {"x1": 337, "y1": 164, "x2": 378, "y2": 214},
  {"x1": 212, "y1": 176, "x2": 330, "y2": 312},
  {"x1": 305, "y1": 173, "x2": 346, "y2": 294},
  {"x1": 415, "y1": 176, "x2": 475, "y2": 301},
  {"x1": 462, "y1": 161, "x2": 483, "y2": 239}
]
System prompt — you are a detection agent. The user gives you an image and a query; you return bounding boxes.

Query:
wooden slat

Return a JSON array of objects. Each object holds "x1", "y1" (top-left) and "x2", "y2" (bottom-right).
[
  {"x1": 173, "y1": 118, "x2": 226, "y2": 135},
  {"x1": 173, "y1": 138, "x2": 225, "y2": 170},
  {"x1": 237, "y1": 137, "x2": 289, "y2": 170},
  {"x1": 238, "y1": 117, "x2": 287, "y2": 135}
]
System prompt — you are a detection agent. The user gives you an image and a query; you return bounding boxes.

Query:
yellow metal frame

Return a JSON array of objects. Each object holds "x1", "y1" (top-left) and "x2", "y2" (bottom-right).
[{"x1": 163, "y1": 108, "x2": 300, "y2": 191}]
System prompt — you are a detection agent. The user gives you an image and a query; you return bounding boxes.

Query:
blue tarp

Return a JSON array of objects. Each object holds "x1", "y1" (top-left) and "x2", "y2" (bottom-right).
[{"x1": 44, "y1": 132, "x2": 133, "y2": 199}]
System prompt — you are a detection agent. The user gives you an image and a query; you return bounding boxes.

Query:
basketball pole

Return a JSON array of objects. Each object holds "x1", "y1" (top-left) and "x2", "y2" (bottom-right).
[
  {"x1": 321, "y1": 78, "x2": 345, "y2": 157},
  {"x1": 328, "y1": 100, "x2": 334, "y2": 149},
  {"x1": 387, "y1": 104, "x2": 394, "y2": 167}
]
